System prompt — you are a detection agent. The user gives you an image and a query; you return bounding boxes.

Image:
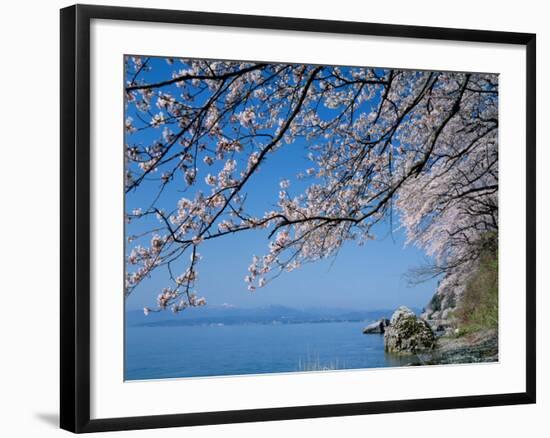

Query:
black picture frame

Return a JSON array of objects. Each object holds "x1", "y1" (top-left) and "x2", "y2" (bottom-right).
[{"x1": 60, "y1": 4, "x2": 536, "y2": 433}]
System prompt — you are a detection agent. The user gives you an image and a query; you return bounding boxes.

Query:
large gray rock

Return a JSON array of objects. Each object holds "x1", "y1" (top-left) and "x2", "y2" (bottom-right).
[
  {"x1": 362, "y1": 318, "x2": 390, "y2": 334},
  {"x1": 384, "y1": 306, "x2": 435, "y2": 354}
]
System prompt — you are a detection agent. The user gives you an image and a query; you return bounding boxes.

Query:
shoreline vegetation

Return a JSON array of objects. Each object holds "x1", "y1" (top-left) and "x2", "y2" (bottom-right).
[
  {"x1": 365, "y1": 232, "x2": 499, "y2": 366},
  {"x1": 425, "y1": 232, "x2": 498, "y2": 365}
]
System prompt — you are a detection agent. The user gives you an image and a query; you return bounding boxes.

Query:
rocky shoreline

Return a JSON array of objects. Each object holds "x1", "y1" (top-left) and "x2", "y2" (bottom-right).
[
  {"x1": 415, "y1": 329, "x2": 498, "y2": 365},
  {"x1": 363, "y1": 306, "x2": 498, "y2": 366}
]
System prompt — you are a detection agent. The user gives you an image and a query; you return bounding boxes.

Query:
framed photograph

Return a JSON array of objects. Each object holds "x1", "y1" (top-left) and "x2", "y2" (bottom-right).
[{"x1": 60, "y1": 4, "x2": 536, "y2": 433}]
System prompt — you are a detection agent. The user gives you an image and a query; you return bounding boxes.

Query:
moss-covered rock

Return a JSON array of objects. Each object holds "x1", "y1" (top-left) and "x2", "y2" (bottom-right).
[{"x1": 384, "y1": 306, "x2": 435, "y2": 354}]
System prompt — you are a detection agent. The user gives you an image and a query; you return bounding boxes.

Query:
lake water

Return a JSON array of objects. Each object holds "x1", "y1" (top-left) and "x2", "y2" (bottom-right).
[{"x1": 125, "y1": 321, "x2": 415, "y2": 380}]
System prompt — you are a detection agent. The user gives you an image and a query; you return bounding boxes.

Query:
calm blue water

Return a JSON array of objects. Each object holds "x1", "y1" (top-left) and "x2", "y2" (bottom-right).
[{"x1": 125, "y1": 321, "x2": 414, "y2": 380}]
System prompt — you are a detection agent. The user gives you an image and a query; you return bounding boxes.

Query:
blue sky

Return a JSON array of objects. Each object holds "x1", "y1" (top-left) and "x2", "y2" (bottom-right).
[{"x1": 124, "y1": 57, "x2": 439, "y2": 312}]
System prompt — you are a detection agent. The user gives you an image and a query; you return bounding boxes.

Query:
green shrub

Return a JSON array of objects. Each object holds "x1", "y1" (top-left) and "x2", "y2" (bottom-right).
[{"x1": 455, "y1": 245, "x2": 498, "y2": 332}]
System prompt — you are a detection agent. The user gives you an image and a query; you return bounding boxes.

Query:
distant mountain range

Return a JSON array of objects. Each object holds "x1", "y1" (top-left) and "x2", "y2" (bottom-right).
[{"x1": 126, "y1": 304, "x2": 422, "y2": 327}]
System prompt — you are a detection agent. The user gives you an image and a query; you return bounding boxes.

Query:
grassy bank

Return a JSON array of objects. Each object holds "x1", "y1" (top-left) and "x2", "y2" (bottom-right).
[{"x1": 454, "y1": 246, "x2": 498, "y2": 336}]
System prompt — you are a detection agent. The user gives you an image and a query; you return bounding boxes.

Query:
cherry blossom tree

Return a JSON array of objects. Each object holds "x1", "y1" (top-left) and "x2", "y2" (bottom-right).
[{"x1": 124, "y1": 56, "x2": 498, "y2": 314}]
